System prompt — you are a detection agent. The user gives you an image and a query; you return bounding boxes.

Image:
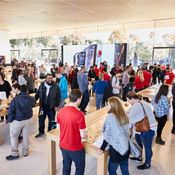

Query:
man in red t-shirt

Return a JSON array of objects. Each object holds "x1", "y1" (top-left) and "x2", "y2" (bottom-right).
[
  {"x1": 164, "y1": 68, "x2": 175, "y2": 85},
  {"x1": 103, "y1": 68, "x2": 111, "y2": 82},
  {"x1": 94, "y1": 64, "x2": 99, "y2": 78},
  {"x1": 57, "y1": 89, "x2": 87, "y2": 175}
]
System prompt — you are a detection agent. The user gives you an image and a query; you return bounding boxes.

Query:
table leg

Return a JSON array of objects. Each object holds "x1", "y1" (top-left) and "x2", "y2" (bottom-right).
[
  {"x1": 48, "y1": 139, "x2": 56, "y2": 175},
  {"x1": 97, "y1": 152, "x2": 108, "y2": 175}
]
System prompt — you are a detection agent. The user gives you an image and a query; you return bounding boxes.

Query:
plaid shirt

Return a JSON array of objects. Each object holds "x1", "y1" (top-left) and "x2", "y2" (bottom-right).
[{"x1": 151, "y1": 95, "x2": 170, "y2": 118}]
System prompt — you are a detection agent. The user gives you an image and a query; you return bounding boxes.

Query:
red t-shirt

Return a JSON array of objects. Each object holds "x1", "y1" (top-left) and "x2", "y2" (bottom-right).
[
  {"x1": 57, "y1": 106, "x2": 86, "y2": 151},
  {"x1": 94, "y1": 67, "x2": 99, "y2": 77},
  {"x1": 143, "y1": 70, "x2": 152, "y2": 88},
  {"x1": 103, "y1": 73, "x2": 111, "y2": 81},
  {"x1": 165, "y1": 72, "x2": 174, "y2": 85},
  {"x1": 99, "y1": 66, "x2": 104, "y2": 73},
  {"x1": 134, "y1": 76, "x2": 144, "y2": 91}
]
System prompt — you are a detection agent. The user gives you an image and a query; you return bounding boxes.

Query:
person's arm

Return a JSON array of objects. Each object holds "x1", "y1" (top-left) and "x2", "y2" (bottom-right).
[
  {"x1": 78, "y1": 113, "x2": 87, "y2": 141},
  {"x1": 7, "y1": 99, "x2": 16, "y2": 122},
  {"x1": 34, "y1": 85, "x2": 41, "y2": 101},
  {"x1": 93, "y1": 82, "x2": 96, "y2": 94},
  {"x1": 80, "y1": 129, "x2": 87, "y2": 140},
  {"x1": 84, "y1": 74, "x2": 89, "y2": 86},
  {"x1": 100, "y1": 139, "x2": 109, "y2": 151},
  {"x1": 163, "y1": 97, "x2": 170, "y2": 111},
  {"x1": 55, "y1": 86, "x2": 61, "y2": 110},
  {"x1": 31, "y1": 97, "x2": 36, "y2": 107}
]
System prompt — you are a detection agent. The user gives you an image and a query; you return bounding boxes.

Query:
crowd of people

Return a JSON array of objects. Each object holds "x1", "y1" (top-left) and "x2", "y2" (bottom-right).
[{"x1": 1, "y1": 59, "x2": 175, "y2": 175}]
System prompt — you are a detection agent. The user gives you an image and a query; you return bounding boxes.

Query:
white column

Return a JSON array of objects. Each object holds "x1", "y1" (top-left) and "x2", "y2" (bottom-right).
[{"x1": 0, "y1": 30, "x2": 10, "y2": 64}]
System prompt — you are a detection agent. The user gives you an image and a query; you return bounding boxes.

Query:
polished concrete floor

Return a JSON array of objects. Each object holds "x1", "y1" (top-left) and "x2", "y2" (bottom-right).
[{"x1": 1, "y1": 100, "x2": 175, "y2": 175}]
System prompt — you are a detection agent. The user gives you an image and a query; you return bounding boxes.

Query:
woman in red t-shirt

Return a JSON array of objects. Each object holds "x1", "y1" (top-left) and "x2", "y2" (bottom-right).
[{"x1": 134, "y1": 70, "x2": 145, "y2": 92}]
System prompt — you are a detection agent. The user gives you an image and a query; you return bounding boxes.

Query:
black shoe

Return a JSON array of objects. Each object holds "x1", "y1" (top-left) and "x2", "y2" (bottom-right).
[
  {"x1": 23, "y1": 154, "x2": 28, "y2": 157},
  {"x1": 156, "y1": 137, "x2": 165, "y2": 145},
  {"x1": 171, "y1": 130, "x2": 175, "y2": 134},
  {"x1": 0, "y1": 118, "x2": 4, "y2": 123},
  {"x1": 35, "y1": 133, "x2": 44, "y2": 138},
  {"x1": 130, "y1": 157, "x2": 142, "y2": 162},
  {"x1": 137, "y1": 163, "x2": 151, "y2": 170},
  {"x1": 6, "y1": 155, "x2": 19, "y2": 161},
  {"x1": 18, "y1": 136, "x2": 23, "y2": 143}
]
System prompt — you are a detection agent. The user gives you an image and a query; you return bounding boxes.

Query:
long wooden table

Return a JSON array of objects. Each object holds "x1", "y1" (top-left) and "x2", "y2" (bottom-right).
[
  {"x1": 47, "y1": 101, "x2": 130, "y2": 175},
  {"x1": 137, "y1": 84, "x2": 172, "y2": 100}
]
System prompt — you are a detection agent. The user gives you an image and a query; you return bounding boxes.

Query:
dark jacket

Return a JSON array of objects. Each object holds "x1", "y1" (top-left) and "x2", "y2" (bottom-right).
[
  {"x1": 24, "y1": 74, "x2": 35, "y2": 91},
  {"x1": 8, "y1": 92, "x2": 36, "y2": 122},
  {"x1": 35, "y1": 82, "x2": 61, "y2": 109}
]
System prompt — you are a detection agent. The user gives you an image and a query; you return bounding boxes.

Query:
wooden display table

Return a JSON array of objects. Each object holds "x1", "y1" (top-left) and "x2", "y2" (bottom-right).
[
  {"x1": 47, "y1": 101, "x2": 130, "y2": 175},
  {"x1": 137, "y1": 84, "x2": 172, "y2": 100}
]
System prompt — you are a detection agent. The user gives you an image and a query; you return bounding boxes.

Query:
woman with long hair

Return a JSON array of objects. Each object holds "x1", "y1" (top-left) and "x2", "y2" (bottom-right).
[
  {"x1": 151, "y1": 84, "x2": 170, "y2": 145},
  {"x1": 127, "y1": 92, "x2": 157, "y2": 170},
  {"x1": 134, "y1": 70, "x2": 144, "y2": 92},
  {"x1": 100, "y1": 97, "x2": 130, "y2": 175}
]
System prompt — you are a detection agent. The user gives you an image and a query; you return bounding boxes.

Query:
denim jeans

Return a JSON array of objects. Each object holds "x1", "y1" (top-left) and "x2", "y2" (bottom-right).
[
  {"x1": 96, "y1": 94, "x2": 104, "y2": 110},
  {"x1": 135, "y1": 129, "x2": 155, "y2": 165},
  {"x1": 108, "y1": 157, "x2": 129, "y2": 175},
  {"x1": 38, "y1": 107, "x2": 55, "y2": 133},
  {"x1": 122, "y1": 85, "x2": 129, "y2": 101},
  {"x1": 79, "y1": 90, "x2": 89, "y2": 112},
  {"x1": 61, "y1": 148, "x2": 85, "y2": 175}
]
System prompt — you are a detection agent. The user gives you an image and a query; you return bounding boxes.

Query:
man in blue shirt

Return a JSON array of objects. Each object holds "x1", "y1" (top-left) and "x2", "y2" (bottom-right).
[
  {"x1": 93, "y1": 73, "x2": 108, "y2": 110},
  {"x1": 6, "y1": 85, "x2": 35, "y2": 160},
  {"x1": 77, "y1": 66, "x2": 89, "y2": 113}
]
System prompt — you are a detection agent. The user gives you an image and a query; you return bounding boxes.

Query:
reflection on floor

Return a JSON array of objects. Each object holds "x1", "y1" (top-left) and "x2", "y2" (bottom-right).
[{"x1": 1, "y1": 102, "x2": 175, "y2": 175}]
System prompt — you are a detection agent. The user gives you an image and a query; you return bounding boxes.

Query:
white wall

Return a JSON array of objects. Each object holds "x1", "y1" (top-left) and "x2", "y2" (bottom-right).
[
  {"x1": 0, "y1": 30, "x2": 10, "y2": 64},
  {"x1": 63, "y1": 45, "x2": 89, "y2": 65}
]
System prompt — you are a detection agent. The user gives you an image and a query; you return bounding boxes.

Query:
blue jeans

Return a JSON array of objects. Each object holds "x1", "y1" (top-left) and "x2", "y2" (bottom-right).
[
  {"x1": 108, "y1": 158, "x2": 129, "y2": 175},
  {"x1": 96, "y1": 94, "x2": 104, "y2": 110},
  {"x1": 61, "y1": 148, "x2": 85, "y2": 175},
  {"x1": 135, "y1": 130, "x2": 155, "y2": 165},
  {"x1": 38, "y1": 107, "x2": 55, "y2": 133}
]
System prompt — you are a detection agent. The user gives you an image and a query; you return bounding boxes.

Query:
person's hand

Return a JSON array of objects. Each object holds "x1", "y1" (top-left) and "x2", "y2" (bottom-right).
[
  {"x1": 94, "y1": 147, "x2": 104, "y2": 155},
  {"x1": 55, "y1": 107, "x2": 59, "y2": 111},
  {"x1": 96, "y1": 148, "x2": 104, "y2": 155}
]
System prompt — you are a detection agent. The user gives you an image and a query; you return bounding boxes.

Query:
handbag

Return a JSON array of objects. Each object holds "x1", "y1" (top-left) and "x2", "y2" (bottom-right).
[
  {"x1": 135, "y1": 101, "x2": 150, "y2": 132},
  {"x1": 129, "y1": 138, "x2": 142, "y2": 158}
]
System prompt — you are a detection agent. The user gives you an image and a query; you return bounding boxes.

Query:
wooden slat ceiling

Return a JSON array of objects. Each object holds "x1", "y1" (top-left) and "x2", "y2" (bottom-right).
[{"x1": 0, "y1": 0, "x2": 175, "y2": 34}]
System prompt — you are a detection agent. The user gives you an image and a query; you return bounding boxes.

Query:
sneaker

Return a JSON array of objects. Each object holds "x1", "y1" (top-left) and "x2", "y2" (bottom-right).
[
  {"x1": 137, "y1": 163, "x2": 151, "y2": 170},
  {"x1": 156, "y1": 137, "x2": 165, "y2": 145},
  {"x1": 35, "y1": 133, "x2": 44, "y2": 138},
  {"x1": 6, "y1": 155, "x2": 19, "y2": 161},
  {"x1": 130, "y1": 157, "x2": 142, "y2": 162}
]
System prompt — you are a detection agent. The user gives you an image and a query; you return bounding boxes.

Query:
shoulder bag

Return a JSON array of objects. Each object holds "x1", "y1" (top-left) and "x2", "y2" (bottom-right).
[{"x1": 135, "y1": 101, "x2": 150, "y2": 132}]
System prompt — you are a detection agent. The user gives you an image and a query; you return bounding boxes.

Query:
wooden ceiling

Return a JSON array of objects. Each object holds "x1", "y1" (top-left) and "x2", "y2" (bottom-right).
[{"x1": 0, "y1": 0, "x2": 175, "y2": 35}]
